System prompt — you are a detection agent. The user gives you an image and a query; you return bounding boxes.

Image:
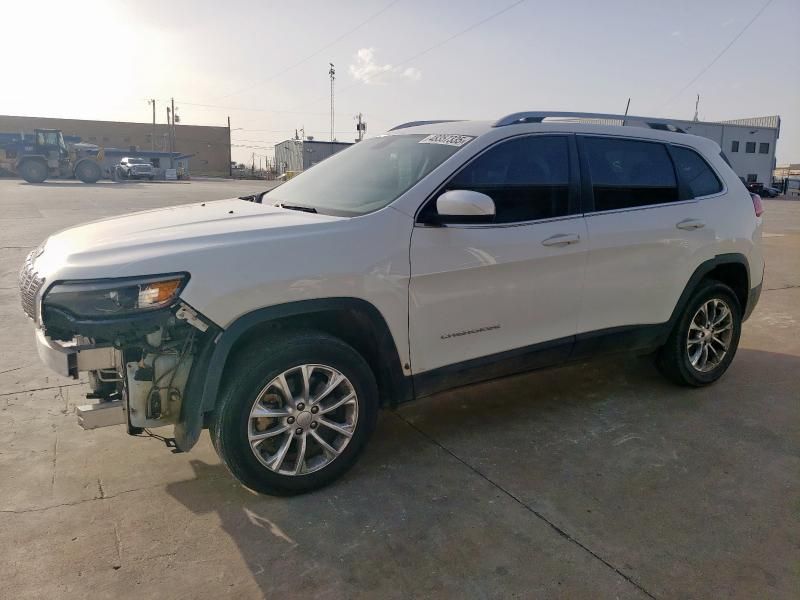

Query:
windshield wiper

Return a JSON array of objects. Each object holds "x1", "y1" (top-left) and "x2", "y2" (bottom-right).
[{"x1": 276, "y1": 203, "x2": 317, "y2": 213}]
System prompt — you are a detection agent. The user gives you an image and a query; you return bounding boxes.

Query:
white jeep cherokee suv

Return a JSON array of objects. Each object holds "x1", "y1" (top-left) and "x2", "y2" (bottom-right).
[{"x1": 20, "y1": 112, "x2": 764, "y2": 495}]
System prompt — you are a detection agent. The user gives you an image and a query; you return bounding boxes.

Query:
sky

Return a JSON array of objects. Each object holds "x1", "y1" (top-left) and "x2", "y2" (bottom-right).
[{"x1": 2, "y1": 0, "x2": 798, "y2": 165}]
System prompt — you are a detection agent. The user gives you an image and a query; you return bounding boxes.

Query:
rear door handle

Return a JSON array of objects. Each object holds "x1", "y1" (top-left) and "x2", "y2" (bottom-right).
[
  {"x1": 676, "y1": 219, "x2": 705, "y2": 230},
  {"x1": 541, "y1": 233, "x2": 581, "y2": 247}
]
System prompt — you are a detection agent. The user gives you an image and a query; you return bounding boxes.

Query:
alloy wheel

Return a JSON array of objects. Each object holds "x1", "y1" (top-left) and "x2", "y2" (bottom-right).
[
  {"x1": 247, "y1": 364, "x2": 358, "y2": 475},
  {"x1": 686, "y1": 298, "x2": 734, "y2": 372}
]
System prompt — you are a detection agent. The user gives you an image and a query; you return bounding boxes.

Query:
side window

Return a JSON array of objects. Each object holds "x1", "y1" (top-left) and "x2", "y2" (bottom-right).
[
  {"x1": 440, "y1": 136, "x2": 570, "y2": 223},
  {"x1": 582, "y1": 137, "x2": 678, "y2": 211},
  {"x1": 670, "y1": 146, "x2": 722, "y2": 197}
]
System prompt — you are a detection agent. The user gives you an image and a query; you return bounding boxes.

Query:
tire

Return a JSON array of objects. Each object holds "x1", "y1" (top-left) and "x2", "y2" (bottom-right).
[
  {"x1": 18, "y1": 159, "x2": 48, "y2": 183},
  {"x1": 657, "y1": 280, "x2": 742, "y2": 386},
  {"x1": 75, "y1": 160, "x2": 101, "y2": 183},
  {"x1": 210, "y1": 331, "x2": 379, "y2": 495}
]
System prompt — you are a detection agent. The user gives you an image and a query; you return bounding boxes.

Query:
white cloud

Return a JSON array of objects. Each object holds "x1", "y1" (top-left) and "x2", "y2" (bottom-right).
[
  {"x1": 401, "y1": 67, "x2": 422, "y2": 81},
  {"x1": 671, "y1": 30, "x2": 681, "y2": 37},
  {"x1": 348, "y1": 48, "x2": 421, "y2": 84}
]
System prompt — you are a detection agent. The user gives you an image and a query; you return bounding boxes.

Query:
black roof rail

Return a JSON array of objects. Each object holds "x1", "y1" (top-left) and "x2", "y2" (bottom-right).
[
  {"x1": 493, "y1": 111, "x2": 686, "y2": 133},
  {"x1": 388, "y1": 120, "x2": 463, "y2": 131}
]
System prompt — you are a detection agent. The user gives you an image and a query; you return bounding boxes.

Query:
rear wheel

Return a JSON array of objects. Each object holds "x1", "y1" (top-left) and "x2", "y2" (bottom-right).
[
  {"x1": 18, "y1": 159, "x2": 48, "y2": 183},
  {"x1": 210, "y1": 332, "x2": 379, "y2": 495},
  {"x1": 657, "y1": 280, "x2": 741, "y2": 386},
  {"x1": 75, "y1": 160, "x2": 101, "y2": 183}
]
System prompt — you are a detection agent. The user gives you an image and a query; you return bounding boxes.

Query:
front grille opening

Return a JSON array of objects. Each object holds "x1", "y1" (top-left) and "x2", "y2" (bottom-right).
[{"x1": 18, "y1": 253, "x2": 44, "y2": 319}]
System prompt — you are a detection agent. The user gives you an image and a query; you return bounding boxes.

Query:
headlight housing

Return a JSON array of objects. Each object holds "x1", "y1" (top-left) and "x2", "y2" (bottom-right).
[{"x1": 43, "y1": 274, "x2": 189, "y2": 319}]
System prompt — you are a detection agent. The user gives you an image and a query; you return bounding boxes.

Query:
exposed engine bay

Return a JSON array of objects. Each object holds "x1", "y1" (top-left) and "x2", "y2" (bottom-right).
[{"x1": 43, "y1": 302, "x2": 212, "y2": 440}]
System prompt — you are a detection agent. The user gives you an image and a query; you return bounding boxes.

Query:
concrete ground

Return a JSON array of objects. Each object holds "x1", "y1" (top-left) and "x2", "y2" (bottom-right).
[{"x1": 0, "y1": 178, "x2": 797, "y2": 599}]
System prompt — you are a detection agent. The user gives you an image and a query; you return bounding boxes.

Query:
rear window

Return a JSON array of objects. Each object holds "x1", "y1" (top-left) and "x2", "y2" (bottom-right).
[
  {"x1": 670, "y1": 146, "x2": 722, "y2": 198},
  {"x1": 582, "y1": 137, "x2": 679, "y2": 211}
]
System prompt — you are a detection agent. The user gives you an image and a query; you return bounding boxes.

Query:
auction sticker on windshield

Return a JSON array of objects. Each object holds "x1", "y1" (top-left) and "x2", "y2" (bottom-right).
[{"x1": 418, "y1": 134, "x2": 474, "y2": 147}]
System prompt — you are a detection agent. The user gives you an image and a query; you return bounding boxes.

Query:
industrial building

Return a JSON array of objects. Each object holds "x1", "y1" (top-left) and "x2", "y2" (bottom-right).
[
  {"x1": 665, "y1": 115, "x2": 780, "y2": 185},
  {"x1": 0, "y1": 114, "x2": 231, "y2": 177},
  {"x1": 274, "y1": 139, "x2": 352, "y2": 174}
]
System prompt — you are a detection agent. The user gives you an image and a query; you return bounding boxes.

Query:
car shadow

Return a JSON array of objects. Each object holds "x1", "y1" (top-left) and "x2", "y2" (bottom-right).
[{"x1": 165, "y1": 347, "x2": 799, "y2": 597}]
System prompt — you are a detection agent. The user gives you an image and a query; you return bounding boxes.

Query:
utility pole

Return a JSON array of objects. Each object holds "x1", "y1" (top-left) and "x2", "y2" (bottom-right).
[
  {"x1": 329, "y1": 62, "x2": 335, "y2": 142},
  {"x1": 693, "y1": 94, "x2": 700, "y2": 122},
  {"x1": 355, "y1": 112, "x2": 366, "y2": 142},
  {"x1": 227, "y1": 116, "x2": 232, "y2": 177},
  {"x1": 148, "y1": 99, "x2": 156, "y2": 150},
  {"x1": 166, "y1": 106, "x2": 171, "y2": 160},
  {"x1": 170, "y1": 98, "x2": 178, "y2": 168}
]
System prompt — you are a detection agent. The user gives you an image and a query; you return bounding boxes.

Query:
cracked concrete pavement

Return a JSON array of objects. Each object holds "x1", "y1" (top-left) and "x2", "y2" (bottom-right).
[{"x1": 0, "y1": 179, "x2": 798, "y2": 599}]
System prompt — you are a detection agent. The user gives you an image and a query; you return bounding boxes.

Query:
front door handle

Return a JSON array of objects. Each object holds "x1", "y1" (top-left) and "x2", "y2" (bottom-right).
[
  {"x1": 676, "y1": 219, "x2": 705, "y2": 230},
  {"x1": 541, "y1": 233, "x2": 581, "y2": 247}
]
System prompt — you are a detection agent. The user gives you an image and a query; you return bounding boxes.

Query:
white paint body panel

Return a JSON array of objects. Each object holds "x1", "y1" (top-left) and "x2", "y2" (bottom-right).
[
  {"x1": 28, "y1": 118, "x2": 764, "y2": 384},
  {"x1": 409, "y1": 217, "x2": 588, "y2": 373},
  {"x1": 579, "y1": 200, "x2": 715, "y2": 332},
  {"x1": 33, "y1": 199, "x2": 415, "y2": 368}
]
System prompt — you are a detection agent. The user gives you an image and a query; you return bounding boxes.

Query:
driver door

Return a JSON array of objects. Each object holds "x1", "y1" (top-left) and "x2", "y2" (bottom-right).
[{"x1": 408, "y1": 134, "x2": 588, "y2": 394}]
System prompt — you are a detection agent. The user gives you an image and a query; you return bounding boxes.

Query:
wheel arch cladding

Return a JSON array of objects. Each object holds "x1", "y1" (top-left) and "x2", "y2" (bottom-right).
[
  {"x1": 174, "y1": 297, "x2": 411, "y2": 452},
  {"x1": 668, "y1": 253, "x2": 750, "y2": 334}
]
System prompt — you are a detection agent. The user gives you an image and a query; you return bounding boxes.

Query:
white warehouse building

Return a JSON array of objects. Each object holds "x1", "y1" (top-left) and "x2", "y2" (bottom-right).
[{"x1": 668, "y1": 115, "x2": 780, "y2": 185}]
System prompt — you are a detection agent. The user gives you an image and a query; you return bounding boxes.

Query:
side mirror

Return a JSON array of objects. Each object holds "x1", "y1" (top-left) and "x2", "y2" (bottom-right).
[{"x1": 430, "y1": 189, "x2": 496, "y2": 224}]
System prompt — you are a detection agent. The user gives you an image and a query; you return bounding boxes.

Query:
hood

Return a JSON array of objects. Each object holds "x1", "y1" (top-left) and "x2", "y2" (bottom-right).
[{"x1": 36, "y1": 198, "x2": 342, "y2": 279}]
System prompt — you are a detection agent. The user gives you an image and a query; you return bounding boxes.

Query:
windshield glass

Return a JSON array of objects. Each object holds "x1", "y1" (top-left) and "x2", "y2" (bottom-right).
[
  {"x1": 266, "y1": 134, "x2": 471, "y2": 216},
  {"x1": 127, "y1": 158, "x2": 150, "y2": 164}
]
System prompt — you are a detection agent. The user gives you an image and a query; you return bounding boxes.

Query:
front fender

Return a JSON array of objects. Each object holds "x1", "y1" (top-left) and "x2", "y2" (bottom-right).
[{"x1": 174, "y1": 297, "x2": 409, "y2": 451}]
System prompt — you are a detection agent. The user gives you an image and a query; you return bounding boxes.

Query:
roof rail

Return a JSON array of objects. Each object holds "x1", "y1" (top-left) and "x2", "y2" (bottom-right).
[
  {"x1": 388, "y1": 119, "x2": 462, "y2": 131},
  {"x1": 493, "y1": 111, "x2": 686, "y2": 133}
]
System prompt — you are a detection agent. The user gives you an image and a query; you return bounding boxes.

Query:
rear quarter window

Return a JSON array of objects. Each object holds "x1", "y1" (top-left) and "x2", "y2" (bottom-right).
[{"x1": 670, "y1": 146, "x2": 723, "y2": 198}]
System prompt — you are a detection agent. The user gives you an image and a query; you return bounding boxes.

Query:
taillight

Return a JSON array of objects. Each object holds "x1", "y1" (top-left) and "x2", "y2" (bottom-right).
[{"x1": 750, "y1": 193, "x2": 764, "y2": 217}]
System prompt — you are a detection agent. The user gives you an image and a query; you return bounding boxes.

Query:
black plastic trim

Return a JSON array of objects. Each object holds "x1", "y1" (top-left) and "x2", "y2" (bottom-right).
[
  {"x1": 660, "y1": 252, "x2": 751, "y2": 340},
  {"x1": 743, "y1": 280, "x2": 762, "y2": 321},
  {"x1": 571, "y1": 324, "x2": 667, "y2": 359},
  {"x1": 42, "y1": 305, "x2": 176, "y2": 341},
  {"x1": 413, "y1": 336, "x2": 573, "y2": 399}
]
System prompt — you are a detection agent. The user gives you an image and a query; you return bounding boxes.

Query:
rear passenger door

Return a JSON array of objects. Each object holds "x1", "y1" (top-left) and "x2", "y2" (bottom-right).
[{"x1": 576, "y1": 136, "x2": 717, "y2": 338}]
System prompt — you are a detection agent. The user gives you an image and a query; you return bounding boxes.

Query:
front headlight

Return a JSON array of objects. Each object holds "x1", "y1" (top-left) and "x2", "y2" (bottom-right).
[{"x1": 43, "y1": 274, "x2": 189, "y2": 318}]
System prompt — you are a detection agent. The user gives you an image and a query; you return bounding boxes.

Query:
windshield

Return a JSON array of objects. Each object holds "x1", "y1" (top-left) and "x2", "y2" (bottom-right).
[
  {"x1": 127, "y1": 158, "x2": 150, "y2": 164},
  {"x1": 266, "y1": 134, "x2": 471, "y2": 216}
]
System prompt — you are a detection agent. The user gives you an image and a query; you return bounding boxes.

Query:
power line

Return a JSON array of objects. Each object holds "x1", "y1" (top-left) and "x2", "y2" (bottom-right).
[
  {"x1": 219, "y1": 0, "x2": 402, "y2": 99},
  {"x1": 659, "y1": 0, "x2": 775, "y2": 111},
  {"x1": 322, "y1": 0, "x2": 527, "y2": 101},
  {"x1": 183, "y1": 1, "x2": 527, "y2": 118},
  {"x1": 168, "y1": 100, "x2": 333, "y2": 116}
]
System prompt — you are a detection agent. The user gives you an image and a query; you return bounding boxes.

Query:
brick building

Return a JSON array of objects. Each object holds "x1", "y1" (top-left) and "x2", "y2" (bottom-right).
[{"x1": 0, "y1": 114, "x2": 230, "y2": 177}]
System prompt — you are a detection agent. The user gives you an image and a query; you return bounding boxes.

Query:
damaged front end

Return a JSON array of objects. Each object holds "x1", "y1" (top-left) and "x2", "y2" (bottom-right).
[{"x1": 30, "y1": 270, "x2": 218, "y2": 449}]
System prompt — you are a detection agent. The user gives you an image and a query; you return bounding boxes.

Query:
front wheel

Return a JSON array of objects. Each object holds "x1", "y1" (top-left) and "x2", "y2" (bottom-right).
[
  {"x1": 210, "y1": 332, "x2": 379, "y2": 495},
  {"x1": 18, "y1": 160, "x2": 48, "y2": 183},
  {"x1": 75, "y1": 160, "x2": 101, "y2": 183},
  {"x1": 657, "y1": 280, "x2": 742, "y2": 386}
]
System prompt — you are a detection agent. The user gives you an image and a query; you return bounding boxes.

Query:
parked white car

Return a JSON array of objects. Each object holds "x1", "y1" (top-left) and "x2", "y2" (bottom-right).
[
  {"x1": 20, "y1": 112, "x2": 764, "y2": 495},
  {"x1": 117, "y1": 156, "x2": 155, "y2": 180}
]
